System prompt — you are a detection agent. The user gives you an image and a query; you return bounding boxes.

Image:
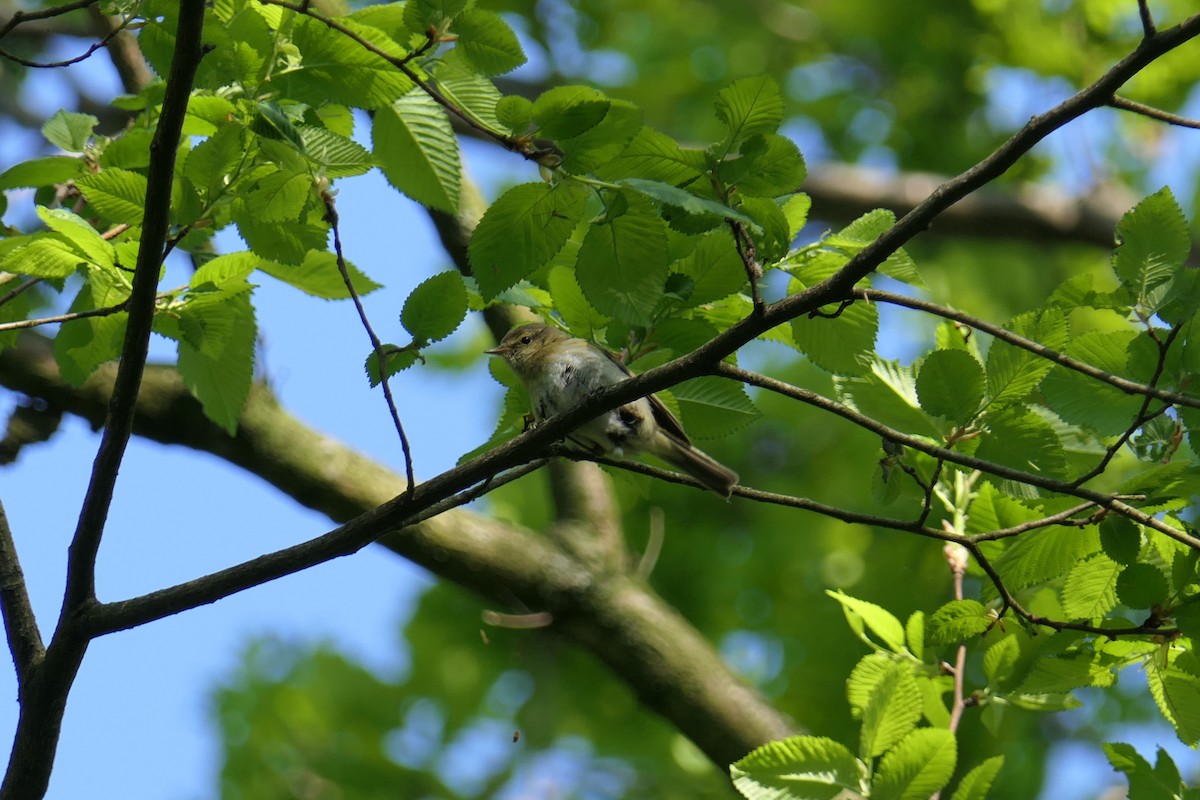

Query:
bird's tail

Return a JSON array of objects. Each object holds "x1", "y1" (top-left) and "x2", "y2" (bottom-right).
[{"x1": 653, "y1": 433, "x2": 739, "y2": 499}]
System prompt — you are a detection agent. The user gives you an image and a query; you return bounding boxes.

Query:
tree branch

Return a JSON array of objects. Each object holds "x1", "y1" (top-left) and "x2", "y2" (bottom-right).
[
  {"x1": 0, "y1": 498, "x2": 43, "y2": 687},
  {"x1": 0, "y1": 0, "x2": 99, "y2": 40},
  {"x1": 1108, "y1": 94, "x2": 1200, "y2": 128}
]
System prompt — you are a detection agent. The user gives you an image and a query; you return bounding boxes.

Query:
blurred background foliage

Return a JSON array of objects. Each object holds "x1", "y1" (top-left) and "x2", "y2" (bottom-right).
[{"x1": 2, "y1": 0, "x2": 1196, "y2": 796}]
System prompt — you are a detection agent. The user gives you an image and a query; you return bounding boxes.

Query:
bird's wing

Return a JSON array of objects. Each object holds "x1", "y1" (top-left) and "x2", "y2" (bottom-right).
[{"x1": 591, "y1": 341, "x2": 691, "y2": 445}]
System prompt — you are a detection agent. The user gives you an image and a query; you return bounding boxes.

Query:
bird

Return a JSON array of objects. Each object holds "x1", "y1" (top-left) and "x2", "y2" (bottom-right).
[{"x1": 485, "y1": 323, "x2": 739, "y2": 498}]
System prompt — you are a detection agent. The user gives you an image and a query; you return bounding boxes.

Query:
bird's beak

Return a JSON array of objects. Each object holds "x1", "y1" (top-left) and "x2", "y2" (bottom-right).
[{"x1": 484, "y1": 345, "x2": 509, "y2": 356}]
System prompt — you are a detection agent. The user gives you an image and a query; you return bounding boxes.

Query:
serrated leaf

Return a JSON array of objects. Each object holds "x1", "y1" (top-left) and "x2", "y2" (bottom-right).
[
  {"x1": 0, "y1": 155, "x2": 82, "y2": 189},
  {"x1": 791, "y1": 300, "x2": 878, "y2": 376},
  {"x1": 183, "y1": 122, "x2": 246, "y2": 202},
  {"x1": 950, "y1": 756, "x2": 1004, "y2": 800},
  {"x1": 299, "y1": 125, "x2": 376, "y2": 178},
  {"x1": 1062, "y1": 554, "x2": 1120, "y2": 620},
  {"x1": 714, "y1": 76, "x2": 783, "y2": 151},
  {"x1": 177, "y1": 294, "x2": 256, "y2": 434},
  {"x1": 35, "y1": 207, "x2": 114, "y2": 269},
  {"x1": 403, "y1": 0, "x2": 468, "y2": 33},
  {"x1": 917, "y1": 349, "x2": 984, "y2": 423},
  {"x1": 984, "y1": 308, "x2": 1068, "y2": 408},
  {"x1": 722, "y1": 133, "x2": 806, "y2": 198},
  {"x1": 557, "y1": 98, "x2": 643, "y2": 173},
  {"x1": 1103, "y1": 743, "x2": 1181, "y2": 800},
  {"x1": 244, "y1": 169, "x2": 311, "y2": 223},
  {"x1": 401, "y1": 271, "x2": 467, "y2": 343},
  {"x1": 277, "y1": 16, "x2": 413, "y2": 109},
  {"x1": 975, "y1": 405, "x2": 1067, "y2": 481},
  {"x1": 731, "y1": 736, "x2": 863, "y2": 800},
  {"x1": 926, "y1": 600, "x2": 991, "y2": 646},
  {"x1": 822, "y1": 209, "x2": 920, "y2": 286},
  {"x1": 1147, "y1": 666, "x2": 1200, "y2": 746},
  {"x1": 42, "y1": 110, "x2": 98, "y2": 152},
  {"x1": 992, "y1": 526, "x2": 1101, "y2": 592},
  {"x1": 827, "y1": 590, "x2": 907, "y2": 653},
  {"x1": 834, "y1": 359, "x2": 941, "y2": 439},
  {"x1": 873, "y1": 729, "x2": 956, "y2": 800},
  {"x1": 469, "y1": 181, "x2": 587, "y2": 299},
  {"x1": 2, "y1": 236, "x2": 89, "y2": 278},
  {"x1": 860, "y1": 663, "x2": 924, "y2": 760},
  {"x1": 671, "y1": 229, "x2": 747, "y2": 306},
  {"x1": 905, "y1": 612, "x2": 925, "y2": 661},
  {"x1": 1116, "y1": 563, "x2": 1169, "y2": 609},
  {"x1": 258, "y1": 250, "x2": 381, "y2": 299},
  {"x1": 1040, "y1": 330, "x2": 1144, "y2": 436},
  {"x1": 365, "y1": 345, "x2": 420, "y2": 388},
  {"x1": 533, "y1": 85, "x2": 611, "y2": 139},
  {"x1": 594, "y1": 126, "x2": 708, "y2": 186},
  {"x1": 373, "y1": 89, "x2": 461, "y2": 213},
  {"x1": 548, "y1": 263, "x2": 608, "y2": 337},
  {"x1": 672, "y1": 376, "x2": 760, "y2": 439},
  {"x1": 75, "y1": 168, "x2": 148, "y2": 222},
  {"x1": 496, "y1": 95, "x2": 533, "y2": 134},
  {"x1": 431, "y1": 54, "x2": 503, "y2": 131},
  {"x1": 236, "y1": 215, "x2": 329, "y2": 265},
  {"x1": 619, "y1": 177, "x2": 761, "y2": 231},
  {"x1": 575, "y1": 190, "x2": 669, "y2": 325},
  {"x1": 1113, "y1": 188, "x2": 1190, "y2": 315},
  {"x1": 1100, "y1": 516, "x2": 1142, "y2": 565},
  {"x1": 847, "y1": 652, "x2": 895, "y2": 716},
  {"x1": 1018, "y1": 652, "x2": 1111, "y2": 694},
  {"x1": 453, "y1": 9, "x2": 525, "y2": 75}
]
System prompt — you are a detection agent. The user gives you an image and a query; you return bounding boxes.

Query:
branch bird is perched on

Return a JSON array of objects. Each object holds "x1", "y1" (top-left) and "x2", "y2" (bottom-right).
[{"x1": 486, "y1": 323, "x2": 739, "y2": 498}]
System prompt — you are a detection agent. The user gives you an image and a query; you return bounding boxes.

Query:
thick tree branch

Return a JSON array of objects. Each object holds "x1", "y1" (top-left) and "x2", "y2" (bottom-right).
[{"x1": 0, "y1": 498, "x2": 42, "y2": 687}]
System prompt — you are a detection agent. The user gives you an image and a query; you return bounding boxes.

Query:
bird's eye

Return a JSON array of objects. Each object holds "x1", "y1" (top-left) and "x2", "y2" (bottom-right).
[{"x1": 520, "y1": 336, "x2": 532, "y2": 345}]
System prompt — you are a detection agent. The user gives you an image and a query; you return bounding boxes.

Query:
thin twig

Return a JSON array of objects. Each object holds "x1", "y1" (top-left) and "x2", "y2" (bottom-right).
[
  {"x1": 321, "y1": 192, "x2": 416, "y2": 494},
  {"x1": 1108, "y1": 94, "x2": 1200, "y2": 128},
  {"x1": 636, "y1": 506, "x2": 665, "y2": 580},
  {"x1": 945, "y1": 544, "x2": 969, "y2": 735},
  {"x1": 0, "y1": 0, "x2": 99, "y2": 40},
  {"x1": 854, "y1": 288, "x2": 1200, "y2": 410},
  {"x1": 0, "y1": 498, "x2": 44, "y2": 688},
  {"x1": 1138, "y1": 0, "x2": 1157, "y2": 37},
  {"x1": 0, "y1": 299, "x2": 129, "y2": 333},
  {"x1": 0, "y1": 278, "x2": 41, "y2": 311},
  {"x1": 715, "y1": 362, "x2": 1200, "y2": 550},
  {"x1": 728, "y1": 219, "x2": 764, "y2": 312},
  {"x1": 0, "y1": 12, "x2": 133, "y2": 68}
]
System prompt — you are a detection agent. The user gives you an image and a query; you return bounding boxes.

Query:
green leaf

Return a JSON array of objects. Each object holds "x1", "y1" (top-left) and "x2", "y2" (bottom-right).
[
  {"x1": 75, "y1": 168, "x2": 148, "y2": 223},
  {"x1": 1017, "y1": 652, "x2": 1112, "y2": 694},
  {"x1": 822, "y1": 209, "x2": 920, "y2": 286},
  {"x1": 670, "y1": 229, "x2": 747, "y2": 306},
  {"x1": 730, "y1": 736, "x2": 863, "y2": 800},
  {"x1": 714, "y1": 76, "x2": 783, "y2": 150},
  {"x1": 791, "y1": 300, "x2": 878, "y2": 376},
  {"x1": 925, "y1": 600, "x2": 992, "y2": 646},
  {"x1": 783, "y1": 193, "x2": 812, "y2": 241},
  {"x1": 548, "y1": 263, "x2": 608, "y2": 337},
  {"x1": 469, "y1": 181, "x2": 587, "y2": 300},
  {"x1": 1116, "y1": 563, "x2": 1169, "y2": 609},
  {"x1": 258, "y1": 250, "x2": 381, "y2": 299},
  {"x1": 672, "y1": 376, "x2": 761, "y2": 439},
  {"x1": 183, "y1": 122, "x2": 246, "y2": 202},
  {"x1": 401, "y1": 271, "x2": 467, "y2": 343},
  {"x1": 177, "y1": 294, "x2": 256, "y2": 435},
  {"x1": 364, "y1": 345, "x2": 421, "y2": 388},
  {"x1": 42, "y1": 110, "x2": 98, "y2": 152},
  {"x1": 1100, "y1": 516, "x2": 1142, "y2": 565},
  {"x1": 53, "y1": 271, "x2": 130, "y2": 384},
  {"x1": 1040, "y1": 329, "x2": 1145, "y2": 436},
  {"x1": 905, "y1": 612, "x2": 925, "y2": 661},
  {"x1": 847, "y1": 653, "x2": 896, "y2": 716},
  {"x1": 620, "y1": 178, "x2": 760, "y2": 230},
  {"x1": 431, "y1": 54, "x2": 503, "y2": 131},
  {"x1": 860, "y1": 662, "x2": 923, "y2": 760},
  {"x1": 495, "y1": 96, "x2": 533, "y2": 134},
  {"x1": 278, "y1": 16, "x2": 413, "y2": 109},
  {"x1": 0, "y1": 155, "x2": 82, "y2": 189},
  {"x1": 1147, "y1": 665, "x2": 1200, "y2": 746},
  {"x1": 299, "y1": 126, "x2": 376, "y2": 178},
  {"x1": 1112, "y1": 188, "x2": 1190, "y2": 316},
  {"x1": 533, "y1": 85, "x2": 611, "y2": 140},
  {"x1": 594, "y1": 126, "x2": 708, "y2": 185},
  {"x1": 992, "y1": 526, "x2": 1101, "y2": 593},
  {"x1": 373, "y1": 89, "x2": 461, "y2": 213},
  {"x1": 1, "y1": 235, "x2": 88, "y2": 279},
  {"x1": 35, "y1": 207, "x2": 115, "y2": 269},
  {"x1": 236, "y1": 215, "x2": 329, "y2": 265},
  {"x1": 872, "y1": 729, "x2": 957, "y2": 800},
  {"x1": 452, "y1": 9, "x2": 525, "y2": 75},
  {"x1": 1062, "y1": 554, "x2": 1121, "y2": 620},
  {"x1": 575, "y1": 189, "x2": 669, "y2": 325},
  {"x1": 403, "y1": 0, "x2": 468, "y2": 33},
  {"x1": 721, "y1": 134, "x2": 807, "y2": 198},
  {"x1": 834, "y1": 359, "x2": 941, "y2": 439},
  {"x1": 738, "y1": 195, "x2": 791, "y2": 262},
  {"x1": 827, "y1": 590, "x2": 907, "y2": 653},
  {"x1": 984, "y1": 308, "x2": 1068, "y2": 408},
  {"x1": 557, "y1": 98, "x2": 643, "y2": 174},
  {"x1": 974, "y1": 406, "x2": 1067, "y2": 481},
  {"x1": 1103, "y1": 743, "x2": 1182, "y2": 800},
  {"x1": 916, "y1": 349, "x2": 985, "y2": 423},
  {"x1": 950, "y1": 756, "x2": 1004, "y2": 800},
  {"x1": 244, "y1": 168, "x2": 311, "y2": 223}
]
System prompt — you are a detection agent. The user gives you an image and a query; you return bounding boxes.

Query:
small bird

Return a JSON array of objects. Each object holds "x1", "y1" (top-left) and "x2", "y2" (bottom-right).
[{"x1": 485, "y1": 323, "x2": 739, "y2": 498}]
